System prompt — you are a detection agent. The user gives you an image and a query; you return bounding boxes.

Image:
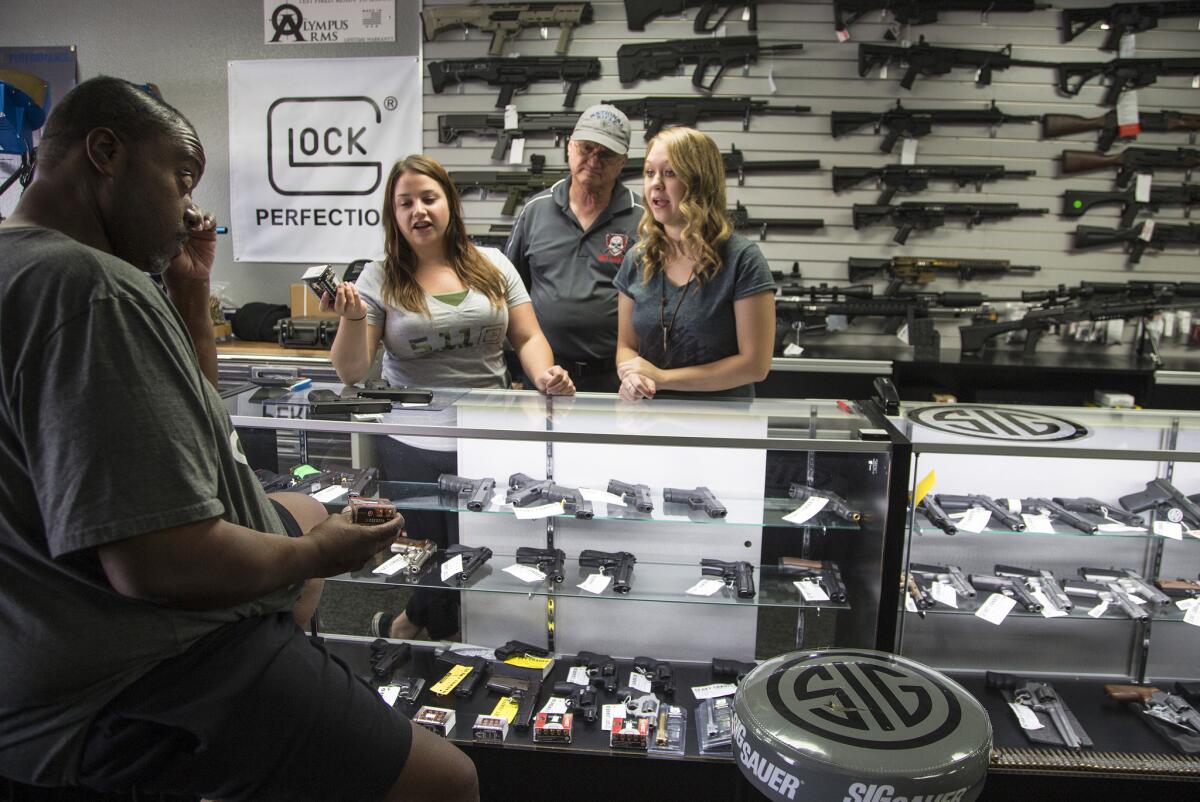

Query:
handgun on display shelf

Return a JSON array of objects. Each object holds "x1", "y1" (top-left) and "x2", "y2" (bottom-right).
[
  {"x1": 507, "y1": 473, "x2": 593, "y2": 518},
  {"x1": 1156, "y1": 577, "x2": 1200, "y2": 598},
  {"x1": 433, "y1": 650, "x2": 490, "y2": 698},
  {"x1": 904, "y1": 572, "x2": 933, "y2": 616},
  {"x1": 1052, "y1": 496, "x2": 1146, "y2": 528},
  {"x1": 968, "y1": 573, "x2": 1043, "y2": 613},
  {"x1": 633, "y1": 656, "x2": 676, "y2": 697},
  {"x1": 551, "y1": 681, "x2": 598, "y2": 723},
  {"x1": 700, "y1": 559, "x2": 756, "y2": 599},
  {"x1": 438, "y1": 474, "x2": 496, "y2": 512},
  {"x1": 574, "y1": 650, "x2": 618, "y2": 695},
  {"x1": 909, "y1": 563, "x2": 976, "y2": 600},
  {"x1": 388, "y1": 537, "x2": 439, "y2": 576},
  {"x1": 443, "y1": 544, "x2": 493, "y2": 582},
  {"x1": 994, "y1": 564, "x2": 1073, "y2": 613},
  {"x1": 1020, "y1": 498, "x2": 1099, "y2": 535},
  {"x1": 1062, "y1": 578, "x2": 1148, "y2": 620},
  {"x1": 493, "y1": 639, "x2": 551, "y2": 662},
  {"x1": 578, "y1": 550, "x2": 636, "y2": 593},
  {"x1": 1079, "y1": 567, "x2": 1173, "y2": 606},
  {"x1": 988, "y1": 672, "x2": 1089, "y2": 750},
  {"x1": 486, "y1": 672, "x2": 542, "y2": 733},
  {"x1": 787, "y1": 484, "x2": 861, "y2": 522},
  {"x1": 778, "y1": 558, "x2": 848, "y2": 603},
  {"x1": 515, "y1": 547, "x2": 566, "y2": 583},
  {"x1": 711, "y1": 657, "x2": 757, "y2": 684},
  {"x1": 1119, "y1": 478, "x2": 1200, "y2": 527},
  {"x1": 607, "y1": 478, "x2": 654, "y2": 513},
  {"x1": 935, "y1": 493, "x2": 1026, "y2": 531},
  {"x1": 1105, "y1": 684, "x2": 1200, "y2": 738},
  {"x1": 369, "y1": 639, "x2": 413, "y2": 683},
  {"x1": 917, "y1": 495, "x2": 957, "y2": 535},
  {"x1": 663, "y1": 486, "x2": 727, "y2": 518}
]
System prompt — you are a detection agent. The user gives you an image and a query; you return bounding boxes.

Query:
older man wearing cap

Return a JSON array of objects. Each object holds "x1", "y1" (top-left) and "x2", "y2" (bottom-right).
[{"x1": 505, "y1": 104, "x2": 642, "y2": 393}]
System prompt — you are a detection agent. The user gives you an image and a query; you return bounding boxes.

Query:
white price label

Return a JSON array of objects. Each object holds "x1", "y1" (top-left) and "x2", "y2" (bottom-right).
[
  {"x1": 503, "y1": 104, "x2": 519, "y2": 131},
  {"x1": 975, "y1": 592, "x2": 1017, "y2": 625},
  {"x1": 504, "y1": 563, "x2": 548, "y2": 583},
  {"x1": 1009, "y1": 702, "x2": 1044, "y2": 730},
  {"x1": 378, "y1": 685, "x2": 402, "y2": 706},
  {"x1": 580, "y1": 488, "x2": 628, "y2": 506},
  {"x1": 513, "y1": 501, "x2": 564, "y2": 519},
  {"x1": 542, "y1": 696, "x2": 569, "y2": 714},
  {"x1": 1135, "y1": 173, "x2": 1152, "y2": 204},
  {"x1": 1175, "y1": 597, "x2": 1198, "y2": 612},
  {"x1": 1022, "y1": 513, "x2": 1056, "y2": 534},
  {"x1": 1139, "y1": 220, "x2": 1155, "y2": 242},
  {"x1": 628, "y1": 671, "x2": 652, "y2": 693},
  {"x1": 1154, "y1": 520, "x2": 1184, "y2": 540},
  {"x1": 692, "y1": 683, "x2": 738, "y2": 700},
  {"x1": 373, "y1": 553, "x2": 411, "y2": 577},
  {"x1": 440, "y1": 554, "x2": 464, "y2": 582},
  {"x1": 1118, "y1": 32, "x2": 1136, "y2": 57},
  {"x1": 508, "y1": 137, "x2": 525, "y2": 165},
  {"x1": 311, "y1": 484, "x2": 349, "y2": 503},
  {"x1": 566, "y1": 666, "x2": 591, "y2": 685},
  {"x1": 601, "y1": 704, "x2": 623, "y2": 730},
  {"x1": 957, "y1": 506, "x2": 992, "y2": 533},
  {"x1": 895, "y1": 323, "x2": 909, "y2": 345},
  {"x1": 767, "y1": 66, "x2": 778, "y2": 94},
  {"x1": 836, "y1": 28, "x2": 850, "y2": 42},
  {"x1": 900, "y1": 136, "x2": 918, "y2": 165},
  {"x1": 795, "y1": 578, "x2": 831, "y2": 602},
  {"x1": 930, "y1": 580, "x2": 958, "y2": 609},
  {"x1": 1088, "y1": 600, "x2": 1110, "y2": 618},
  {"x1": 687, "y1": 578, "x2": 727, "y2": 596},
  {"x1": 783, "y1": 496, "x2": 828, "y2": 525},
  {"x1": 1185, "y1": 604, "x2": 1200, "y2": 627},
  {"x1": 578, "y1": 573, "x2": 612, "y2": 594},
  {"x1": 905, "y1": 593, "x2": 919, "y2": 613},
  {"x1": 1098, "y1": 523, "x2": 1145, "y2": 533}
]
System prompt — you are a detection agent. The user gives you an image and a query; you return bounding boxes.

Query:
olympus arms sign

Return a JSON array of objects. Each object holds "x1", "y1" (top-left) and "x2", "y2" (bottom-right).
[{"x1": 266, "y1": 96, "x2": 382, "y2": 196}]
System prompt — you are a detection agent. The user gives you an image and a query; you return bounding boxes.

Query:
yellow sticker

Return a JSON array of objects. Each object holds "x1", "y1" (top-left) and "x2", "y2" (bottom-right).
[
  {"x1": 489, "y1": 696, "x2": 519, "y2": 723},
  {"x1": 912, "y1": 469, "x2": 937, "y2": 507},
  {"x1": 429, "y1": 664, "x2": 473, "y2": 696},
  {"x1": 505, "y1": 655, "x2": 553, "y2": 671}
]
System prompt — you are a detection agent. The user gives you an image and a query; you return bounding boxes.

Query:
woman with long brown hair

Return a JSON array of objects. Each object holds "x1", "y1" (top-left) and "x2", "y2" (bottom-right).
[
  {"x1": 614, "y1": 127, "x2": 776, "y2": 400},
  {"x1": 325, "y1": 154, "x2": 574, "y2": 640}
]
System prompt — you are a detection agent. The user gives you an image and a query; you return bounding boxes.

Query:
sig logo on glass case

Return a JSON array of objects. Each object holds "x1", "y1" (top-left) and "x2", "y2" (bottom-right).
[
  {"x1": 266, "y1": 96, "x2": 383, "y2": 196},
  {"x1": 907, "y1": 405, "x2": 1089, "y2": 442}
]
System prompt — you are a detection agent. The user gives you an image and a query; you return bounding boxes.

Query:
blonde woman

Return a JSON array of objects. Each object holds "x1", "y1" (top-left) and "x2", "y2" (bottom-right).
[
  {"x1": 325, "y1": 154, "x2": 574, "y2": 640},
  {"x1": 614, "y1": 127, "x2": 776, "y2": 400}
]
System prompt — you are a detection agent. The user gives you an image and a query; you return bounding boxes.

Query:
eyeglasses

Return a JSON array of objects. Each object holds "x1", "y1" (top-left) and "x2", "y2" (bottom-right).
[{"x1": 571, "y1": 140, "x2": 621, "y2": 163}]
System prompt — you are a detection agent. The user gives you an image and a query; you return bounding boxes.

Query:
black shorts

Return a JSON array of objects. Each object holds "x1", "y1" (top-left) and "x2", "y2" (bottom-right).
[{"x1": 76, "y1": 529, "x2": 413, "y2": 801}]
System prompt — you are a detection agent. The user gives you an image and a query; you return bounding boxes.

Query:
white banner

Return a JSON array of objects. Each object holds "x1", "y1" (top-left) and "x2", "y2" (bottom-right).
[
  {"x1": 227, "y1": 57, "x2": 420, "y2": 263},
  {"x1": 263, "y1": 0, "x2": 395, "y2": 44}
]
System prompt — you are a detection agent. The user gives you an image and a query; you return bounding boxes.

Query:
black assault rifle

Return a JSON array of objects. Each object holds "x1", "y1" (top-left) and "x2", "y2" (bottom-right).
[
  {"x1": 831, "y1": 100, "x2": 1038, "y2": 153},
  {"x1": 1063, "y1": 184, "x2": 1200, "y2": 228},
  {"x1": 857, "y1": 36, "x2": 1052, "y2": 90},
  {"x1": 1062, "y1": 1, "x2": 1200, "y2": 51},
  {"x1": 730, "y1": 201, "x2": 824, "y2": 240},
  {"x1": 834, "y1": 0, "x2": 1049, "y2": 35},
  {"x1": 848, "y1": 256, "x2": 1040, "y2": 296},
  {"x1": 1061, "y1": 146, "x2": 1200, "y2": 188},
  {"x1": 623, "y1": 145, "x2": 820, "y2": 186},
  {"x1": 616, "y1": 36, "x2": 804, "y2": 92},
  {"x1": 1042, "y1": 109, "x2": 1200, "y2": 152},
  {"x1": 421, "y1": 3, "x2": 594, "y2": 56},
  {"x1": 451, "y1": 165, "x2": 569, "y2": 216},
  {"x1": 833, "y1": 164, "x2": 1035, "y2": 204},
  {"x1": 852, "y1": 202, "x2": 1048, "y2": 244},
  {"x1": 1074, "y1": 222, "x2": 1200, "y2": 265},
  {"x1": 1056, "y1": 57, "x2": 1200, "y2": 106},
  {"x1": 604, "y1": 95, "x2": 810, "y2": 140},
  {"x1": 427, "y1": 56, "x2": 601, "y2": 108},
  {"x1": 624, "y1": 0, "x2": 762, "y2": 32},
  {"x1": 438, "y1": 111, "x2": 581, "y2": 160}
]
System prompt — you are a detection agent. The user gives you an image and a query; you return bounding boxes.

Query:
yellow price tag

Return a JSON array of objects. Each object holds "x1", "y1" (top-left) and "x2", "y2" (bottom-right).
[
  {"x1": 505, "y1": 655, "x2": 553, "y2": 672},
  {"x1": 489, "y1": 696, "x2": 519, "y2": 723},
  {"x1": 429, "y1": 664, "x2": 473, "y2": 697},
  {"x1": 912, "y1": 470, "x2": 937, "y2": 507}
]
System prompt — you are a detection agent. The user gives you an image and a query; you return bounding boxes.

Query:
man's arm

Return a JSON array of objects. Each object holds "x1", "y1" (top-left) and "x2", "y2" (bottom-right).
[
  {"x1": 97, "y1": 508, "x2": 403, "y2": 610},
  {"x1": 164, "y1": 207, "x2": 220, "y2": 387}
]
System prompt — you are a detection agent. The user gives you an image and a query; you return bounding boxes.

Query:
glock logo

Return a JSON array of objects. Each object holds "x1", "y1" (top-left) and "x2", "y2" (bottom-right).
[
  {"x1": 907, "y1": 405, "x2": 1088, "y2": 442},
  {"x1": 767, "y1": 653, "x2": 961, "y2": 749},
  {"x1": 270, "y1": 3, "x2": 305, "y2": 42},
  {"x1": 266, "y1": 96, "x2": 382, "y2": 196}
]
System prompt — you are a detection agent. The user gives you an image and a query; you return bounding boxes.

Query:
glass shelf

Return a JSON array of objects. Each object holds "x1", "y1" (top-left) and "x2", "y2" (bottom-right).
[
  {"x1": 905, "y1": 594, "x2": 1184, "y2": 623},
  {"x1": 911, "y1": 520, "x2": 1170, "y2": 540},
  {"x1": 363, "y1": 481, "x2": 864, "y2": 532},
  {"x1": 335, "y1": 556, "x2": 852, "y2": 611}
]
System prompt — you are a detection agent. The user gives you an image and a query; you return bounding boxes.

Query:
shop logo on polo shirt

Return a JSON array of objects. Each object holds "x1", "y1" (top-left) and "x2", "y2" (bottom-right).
[
  {"x1": 600, "y1": 232, "x2": 630, "y2": 263},
  {"x1": 266, "y1": 96, "x2": 383, "y2": 196}
]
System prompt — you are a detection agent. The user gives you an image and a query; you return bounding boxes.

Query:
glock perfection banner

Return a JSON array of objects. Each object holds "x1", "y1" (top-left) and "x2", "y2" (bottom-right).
[
  {"x1": 263, "y1": 0, "x2": 396, "y2": 44},
  {"x1": 227, "y1": 57, "x2": 420, "y2": 262}
]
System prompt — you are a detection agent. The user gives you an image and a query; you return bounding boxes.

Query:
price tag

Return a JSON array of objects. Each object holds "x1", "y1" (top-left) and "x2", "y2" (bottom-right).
[
  {"x1": 957, "y1": 506, "x2": 992, "y2": 533},
  {"x1": 795, "y1": 578, "x2": 831, "y2": 601},
  {"x1": 1022, "y1": 513, "x2": 1056, "y2": 534},
  {"x1": 974, "y1": 592, "x2": 1017, "y2": 625},
  {"x1": 1005, "y1": 498, "x2": 1022, "y2": 514},
  {"x1": 430, "y1": 663, "x2": 473, "y2": 696},
  {"x1": 1009, "y1": 702, "x2": 1045, "y2": 730},
  {"x1": 895, "y1": 323, "x2": 910, "y2": 344},
  {"x1": 905, "y1": 593, "x2": 918, "y2": 613},
  {"x1": 1116, "y1": 89, "x2": 1141, "y2": 137},
  {"x1": 1088, "y1": 600, "x2": 1110, "y2": 618},
  {"x1": 879, "y1": 63, "x2": 888, "y2": 80},
  {"x1": 930, "y1": 580, "x2": 958, "y2": 609},
  {"x1": 742, "y1": 7, "x2": 751, "y2": 21},
  {"x1": 373, "y1": 553, "x2": 411, "y2": 577},
  {"x1": 490, "y1": 696, "x2": 520, "y2": 722},
  {"x1": 513, "y1": 501, "x2": 564, "y2": 519},
  {"x1": 1098, "y1": 523, "x2": 1145, "y2": 533},
  {"x1": 1154, "y1": 520, "x2": 1184, "y2": 540},
  {"x1": 580, "y1": 488, "x2": 627, "y2": 506},
  {"x1": 766, "y1": 66, "x2": 778, "y2": 94},
  {"x1": 1033, "y1": 590, "x2": 1069, "y2": 618},
  {"x1": 1118, "y1": 32, "x2": 1136, "y2": 57},
  {"x1": 687, "y1": 578, "x2": 727, "y2": 596},
  {"x1": 1193, "y1": 74, "x2": 1199, "y2": 89},
  {"x1": 900, "y1": 137, "x2": 918, "y2": 165},
  {"x1": 628, "y1": 671, "x2": 652, "y2": 693},
  {"x1": 578, "y1": 573, "x2": 612, "y2": 594},
  {"x1": 539, "y1": 25, "x2": 549, "y2": 40},
  {"x1": 836, "y1": 28, "x2": 850, "y2": 42},
  {"x1": 783, "y1": 496, "x2": 828, "y2": 525},
  {"x1": 566, "y1": 666, "x2": 591, "y2": 685},
  {"x1": 692, "y1": 683, "x2": 738, "y2": 700},
  {"x1": 1185, "y1": 604, "x2": 1200, "y2": 627},
  {"x1": 541, "y1": 696, "x2": 569, "y2": 715},
  {"x1": 378, "y1": 685, "x2": 402, "y2": 706},
  {"x1": 1177, "y1": 597, "x2": 1198, "y2": 612},
  {"x1": 601, "y1": 704, "x2": 623, "y2": 730},
  {"x1": 440, "y1": 554, "x2": 464, "y2": 582},
  {"x1": 508, "y1": 137, "x2": 525, "y2": 165},
  {"x1": 312, "y1": 484, "x2": 349, "y2": 503},
  {"x1": 1135, "y1": 173, "x2": 1152, "y2": 203},
  {"x1": 504, "y1": 563, "x2": 548, "y2": 583},
  {"x1": 1139, "y1": 220, "x2": 1155, "y2": 241},
  {"x1": 503, "y1": 103, "x2": 519, "y2": 131}
]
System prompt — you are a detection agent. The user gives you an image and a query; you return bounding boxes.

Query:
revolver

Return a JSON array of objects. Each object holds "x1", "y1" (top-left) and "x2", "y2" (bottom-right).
[
  {"x1": 515, "y1": 546, "x2": 566, "y2": 583},
  {"x1": 633, "y1": 656, "x2": 676, "y2": 697},
  {"x1": 437, "y1": 473, "x2": 496, "y2": 512},
  {"x1": 578, "y1": 549, "x2": 636, "y2": 593},
  {"x1": 968, "y1": 573, "x2": 1043, "y2": 612},
  {"x1": 1106, "y1": 684, "x2": 1200, "y2": 736},
  {"x1": 700, "y1": 558, "x2": 756, "y2": 599},
  {"x1": 994, "y1": 564, "x2": 1072, "y2": 612},
  {"x1": 443, "y1": 544, "x2": 492, "y2": 582},
  {"x1": 608, "y1": 478, "x2": 654, "y2": 513},
  {"x1": 989, "y1": 671, "x2": 1086, "y2": 749},
  {"x1": 936, "y1": 493, "x2": 1026, "y2": 531},
  {"x1": 787, "y1": 483, "x2": 861, "y2": 522},
  {"x1": 778, "y1": 557, "x2": 848, "y2": 602},
  {"x1": 663, "y1": 485, "x2": 727, "y2": 518}
]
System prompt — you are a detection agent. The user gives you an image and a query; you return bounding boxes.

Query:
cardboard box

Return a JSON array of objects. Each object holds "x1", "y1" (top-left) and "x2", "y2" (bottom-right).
[{"x1": 289, "y1": 283, "x2": 339, "y2": 319}]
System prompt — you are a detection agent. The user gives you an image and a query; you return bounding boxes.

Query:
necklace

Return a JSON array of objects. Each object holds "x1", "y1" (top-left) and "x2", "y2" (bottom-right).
[{"x1": 659, "y1": 268, "x2": 696, "y2": 352}]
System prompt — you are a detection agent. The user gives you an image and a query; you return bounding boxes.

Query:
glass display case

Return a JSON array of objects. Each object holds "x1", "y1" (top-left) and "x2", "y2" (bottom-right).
[
  {"x1": 227, "y1": 386, "x2": 907, "y2": 758},
  {"x1": 891, "y1": 402, "x2": 1200, "y2": 776}
]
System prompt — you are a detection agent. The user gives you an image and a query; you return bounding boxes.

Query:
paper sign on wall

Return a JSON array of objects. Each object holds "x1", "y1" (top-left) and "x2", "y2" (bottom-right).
[{"x1": 264, "y1": 1, "x2": 395, "y2": 44}]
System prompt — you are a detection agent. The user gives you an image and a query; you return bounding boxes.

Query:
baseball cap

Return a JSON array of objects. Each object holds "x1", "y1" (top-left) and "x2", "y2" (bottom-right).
[{"x1": 571, "y1": 104, "x2": 631, "y2": 156}]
